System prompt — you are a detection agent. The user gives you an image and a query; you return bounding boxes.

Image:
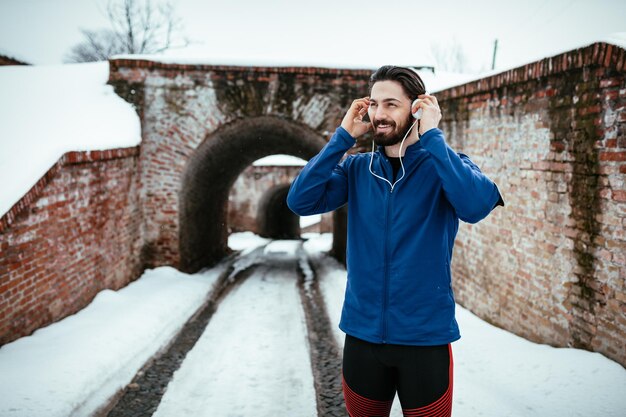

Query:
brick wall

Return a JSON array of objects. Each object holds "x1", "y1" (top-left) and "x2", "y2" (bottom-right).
[
  {"x1": 2, "y1": 43, "x2": 623, "y2": 366},
  {"x1": 227, "y1": 164, "x2": 332, "y2": 235},
  {"x1": 436, "y1": 42, "x2": 625, "y2": 366},
  {"x1": 108, "y1": 59, "x2": 369, "y2": 272},
  {"x1": 0, "y1": 148, "x2": 142, "y2": 344}
]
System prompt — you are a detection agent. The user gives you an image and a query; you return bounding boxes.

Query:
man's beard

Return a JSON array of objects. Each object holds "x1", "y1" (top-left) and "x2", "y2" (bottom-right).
[{"x1": 372, "y1": 117, "x2": 412, "y2": 147}]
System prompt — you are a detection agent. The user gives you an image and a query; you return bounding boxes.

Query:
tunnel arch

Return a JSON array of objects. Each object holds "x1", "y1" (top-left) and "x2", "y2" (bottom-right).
[
  {"x1": 179, "y1": 116, "x2": 329, "y2": 273},
  {"x1": 256, "y1": 183, "x2": 300, "y2": 239}
]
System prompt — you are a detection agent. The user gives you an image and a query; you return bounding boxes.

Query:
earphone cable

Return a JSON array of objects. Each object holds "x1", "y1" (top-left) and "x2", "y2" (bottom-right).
[{"x1": 368, "y1": 118, "x2": 419, "y2": 192}]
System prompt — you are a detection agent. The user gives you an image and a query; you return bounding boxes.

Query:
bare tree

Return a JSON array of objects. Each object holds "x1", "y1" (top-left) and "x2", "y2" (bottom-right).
[
  {"x1": 67, "y1": 29, "x2": 125, "y2": 62},
  {"x1": 429, "y1": 37, "x2": 469, "y2": 73},
  {"x1": 65, "y1": 0, "x2": 187, "y2": 63}
]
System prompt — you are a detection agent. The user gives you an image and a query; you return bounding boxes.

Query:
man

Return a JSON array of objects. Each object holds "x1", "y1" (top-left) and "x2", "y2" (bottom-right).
[{"x1": 287, "y1": 65, "x2": 504, "y2": 417}]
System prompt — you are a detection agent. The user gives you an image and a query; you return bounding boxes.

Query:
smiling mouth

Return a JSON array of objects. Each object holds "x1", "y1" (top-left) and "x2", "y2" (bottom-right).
[{"x1": 376, "y1": 124, "x2": 393, "y2": 132}]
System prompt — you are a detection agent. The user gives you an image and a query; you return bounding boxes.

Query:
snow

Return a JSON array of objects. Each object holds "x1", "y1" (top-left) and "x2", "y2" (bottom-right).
[
  {"x1": 3, "y1": 32, "x2": 626, "y2": 221},
  {"x1": 112, "y1": 30, "x2": 626, "y2": 94},
  {"x1": 300, "y1": 214, "x2": 322, "y2": 228},
  {"x1": 430, "y1": 31, "x2": 626, "y2": 93},
  {"x1": 450, "y1": 308, "x2": 626, "y2": 417},
  {"x1": 0, "y1": 235, "x2": 624, "y2": 416},
  {"x1": 114, "y1": 45, "x2": 479, "y2": 94},
  {"x1": 302, "y1": 232, "x2": 333, "y2": 254},
  {"x1": 112, "y1": 44, "x2": 437, "y2": 71},
  {"x1": 420, "y1": 69, "x2": 481, "y2": 94},
  {"x1": 226, "y1": 231, "x2": 271, "y2": 255},
  {"x1": 0, "y1": 61, "x2": 140, "y2": 218},
  {"x1": 263, "y1": 239, "x2": 301, "y2": 256},
  {"x1": 0, "y1": 264, "x2": 228, "y2": 417},
  {"x1": 307, "y1": 235, "x2": 626, "y2": 417},
  {"x1": 601, "y1": 31, "x2": 626, "y2": 50},
  {"x1": 119, "y1": 48, "x2": 471, "y2": 94},
  {"x1": 153, "y1": 263, "x2": 316, "y2": 416},
  {"x1": 253, "y1": 154, "x2": 307, "y2": 166}
]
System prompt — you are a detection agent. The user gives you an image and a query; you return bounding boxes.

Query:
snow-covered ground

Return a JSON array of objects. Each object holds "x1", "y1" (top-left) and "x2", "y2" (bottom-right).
[
  {"x1": 154, "y1": 241, "x2": 316, "y2": 416},
  {"x1": 0, "y1": 264, "x2": 229, "y2": 417},
  {"x1": 0, "y1": 232, "x2": 624, "y2": 417},
  {"x1": 313, "y1": 238, "x2": 626, "y2": 417}
]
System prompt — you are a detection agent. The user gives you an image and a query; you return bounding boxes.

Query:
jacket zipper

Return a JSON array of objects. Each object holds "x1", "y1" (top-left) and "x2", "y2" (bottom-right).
[
  {"x1": 381, "y1": 156, "x2": 393, "y2": 343},
  {"x1": 382, "y1": 192, "x2": 393, "y2": 343}
]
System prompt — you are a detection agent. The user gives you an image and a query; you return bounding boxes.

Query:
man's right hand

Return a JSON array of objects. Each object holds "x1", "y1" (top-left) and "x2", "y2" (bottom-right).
[{"x1": 340, "y1": 97, "x2": 372, "y2": 138}]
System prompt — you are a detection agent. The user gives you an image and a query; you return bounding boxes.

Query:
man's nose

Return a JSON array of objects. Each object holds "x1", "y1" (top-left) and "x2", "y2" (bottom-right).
[{"x1": 371, "y1": 106, "x2": 387, "y2": 121}]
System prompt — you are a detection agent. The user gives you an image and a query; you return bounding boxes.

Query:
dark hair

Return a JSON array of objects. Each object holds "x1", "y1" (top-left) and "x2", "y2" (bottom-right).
[{"x1": 368, "y1": 65, "x2": 426, "y2": 100}]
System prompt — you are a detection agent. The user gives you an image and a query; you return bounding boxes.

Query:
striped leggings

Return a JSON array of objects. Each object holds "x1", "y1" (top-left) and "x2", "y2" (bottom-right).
[{"x1": 342, "y1": 334, "x2": 453, "y2": 417}]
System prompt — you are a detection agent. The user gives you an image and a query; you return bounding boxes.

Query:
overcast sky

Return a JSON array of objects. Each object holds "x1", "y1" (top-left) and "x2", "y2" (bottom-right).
[{"x1": 1, "y1": 0, "x2": 625, "y2": 72}]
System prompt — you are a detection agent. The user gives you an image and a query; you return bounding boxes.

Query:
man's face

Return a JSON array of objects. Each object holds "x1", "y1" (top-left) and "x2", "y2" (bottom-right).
[{"x1": 368, "y1": 80, "x2": 412, "y2": 147}]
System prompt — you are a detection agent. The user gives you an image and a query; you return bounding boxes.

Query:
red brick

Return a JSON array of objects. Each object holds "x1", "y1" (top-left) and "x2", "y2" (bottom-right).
[
  {"x1": 612, "y1": 190, "x2": 626, "y2": 202},
  {"x1": 3, "y1": 51, "x2": 626, "y2": 369},
  {"x1": 604, "y1": 45, "x2": 613, "y2": 67},
  {"x1": 600, "y1": 151, "x2": 626, "y2": 161},
  {"x1": 579, "y1": 104, "x2": 602, "y2": 116},
  {"x1": 0, "y1": 151, "x2": 142, "y2": 345},
  {"x1": 606, "y1": 139, "x2": 618, "y2": 148}
]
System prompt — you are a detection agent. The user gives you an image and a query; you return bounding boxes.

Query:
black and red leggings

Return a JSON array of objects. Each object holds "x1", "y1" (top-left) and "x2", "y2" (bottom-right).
[{"x1": 342, "y1": 334, "x2": 453, "y2": 417}]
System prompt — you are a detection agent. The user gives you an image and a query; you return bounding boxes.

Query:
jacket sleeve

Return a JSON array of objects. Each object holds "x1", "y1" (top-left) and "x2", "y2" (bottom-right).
[
  {"x1": 419, "y1": 127, "x2": 505, "y2": 224},
  {"x1": 287, "y1": 126, "x2": 355, "y2": 216}
]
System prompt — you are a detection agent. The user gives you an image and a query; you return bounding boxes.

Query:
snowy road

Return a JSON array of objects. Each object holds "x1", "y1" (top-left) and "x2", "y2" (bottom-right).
[
  {"x1": 153, "y1": 242, "x2": 317, "y2": 417},
  {"x1": 0, "y1": 232, "x2": 624, "y2": 417}
]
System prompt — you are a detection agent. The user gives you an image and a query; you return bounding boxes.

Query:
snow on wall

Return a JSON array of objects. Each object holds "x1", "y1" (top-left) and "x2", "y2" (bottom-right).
[
  {"x1": 1, "y1": 40, "x2": 625, "y2": 366},
  {"x1": 0, "y1": 62, "x2": 140, "y2": 218}
]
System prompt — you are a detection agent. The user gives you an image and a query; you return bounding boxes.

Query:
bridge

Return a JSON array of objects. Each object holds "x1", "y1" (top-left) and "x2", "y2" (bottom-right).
[{"x1": 108, "y1": 59, "x2": 373, "y2": 272}]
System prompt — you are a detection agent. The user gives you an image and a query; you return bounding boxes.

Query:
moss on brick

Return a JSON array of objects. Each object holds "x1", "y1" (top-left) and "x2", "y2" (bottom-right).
[
  {"x1": 212, "y1": 71, "x2": 270, "y2": 117},
  {"x1": 108, "y1": 80, "x2": 144, "y2": 119},
  {"x1": 548, "y1": 67, "x2": 602, "y2": 350}
]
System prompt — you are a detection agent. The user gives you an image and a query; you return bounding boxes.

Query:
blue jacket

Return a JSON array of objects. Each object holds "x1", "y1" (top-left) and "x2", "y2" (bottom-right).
[{"x1": 287, "y1": 126, "x2": 504, "y2": 345}]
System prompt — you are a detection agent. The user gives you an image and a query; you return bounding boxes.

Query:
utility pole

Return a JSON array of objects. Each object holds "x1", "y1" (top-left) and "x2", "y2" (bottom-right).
[{"x1": 491, "y1": 39, "x2": 498, "y2": 70}]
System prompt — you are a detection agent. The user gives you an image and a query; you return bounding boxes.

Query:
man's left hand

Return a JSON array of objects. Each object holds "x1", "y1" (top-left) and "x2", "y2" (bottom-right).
[{"x1": 411, "y1": 94, "x2": 442, "y2": 137}]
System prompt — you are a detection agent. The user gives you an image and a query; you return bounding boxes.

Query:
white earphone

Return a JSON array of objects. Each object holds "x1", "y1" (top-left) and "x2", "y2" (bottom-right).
[
  {"x1": 368, "y1": 104, "x2": 420, "y2": 192},
  {"x1": 368, "y1": 90, "x2": 427, "y2": 192},
  {"x1": 411, "y1": 98, "x2": 423, "y2": 120}
]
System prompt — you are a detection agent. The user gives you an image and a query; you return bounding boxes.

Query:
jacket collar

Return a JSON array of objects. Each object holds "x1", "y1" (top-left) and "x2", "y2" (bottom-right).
[{"x1": 376, "y1": 139, "x2": 426, "y2": 164}]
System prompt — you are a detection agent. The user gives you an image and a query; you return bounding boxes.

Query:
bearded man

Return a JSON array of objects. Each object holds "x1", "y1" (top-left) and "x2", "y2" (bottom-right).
[{"x1": 287, "y1": 65, "x2": 504, "y2": 417}]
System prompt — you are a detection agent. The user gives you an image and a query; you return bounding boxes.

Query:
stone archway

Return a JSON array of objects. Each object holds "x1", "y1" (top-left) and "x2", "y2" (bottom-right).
[
  {"x1": 256, "y1": 183, "x2": 300, "y2": 239},
  {"x1": 179, "y1": 116, "x2": 328, "y2": 273}
]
